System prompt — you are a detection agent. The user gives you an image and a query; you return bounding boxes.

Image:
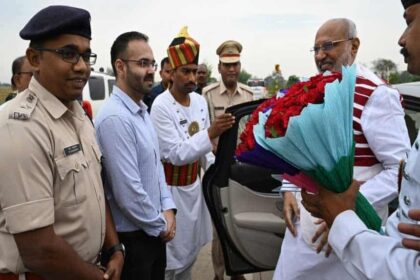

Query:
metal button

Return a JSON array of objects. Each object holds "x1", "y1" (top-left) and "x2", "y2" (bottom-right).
[
  {"x1": 404, "y1": 195, "x2": 411, "y2": 206},
  {"x1": 26, "y1": 95, "x2": 34, "y2": 103}
]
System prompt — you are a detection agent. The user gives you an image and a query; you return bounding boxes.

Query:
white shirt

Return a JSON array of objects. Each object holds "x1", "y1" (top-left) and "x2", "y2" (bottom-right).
[
  {"x1": 274, "y1": 64, "x2": 411, "y2": 280},
  {"x1": 150, "y1": 90, "x2": 214, "y2": 270},
  {"x1": 329, "y1": 132, "x2": 420, "y2": 280}
]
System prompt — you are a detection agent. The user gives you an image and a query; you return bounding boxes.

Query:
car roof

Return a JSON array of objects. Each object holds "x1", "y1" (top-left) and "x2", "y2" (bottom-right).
[
  {"x1": 90, "y1": 71, "x2": 114, "y2": 79},
  {"x1": 393, "y1": 82, "x2": 420, "y2": 98}
]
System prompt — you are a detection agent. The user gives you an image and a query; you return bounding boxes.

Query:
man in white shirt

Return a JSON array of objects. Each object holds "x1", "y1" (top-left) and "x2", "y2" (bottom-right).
[
  {"x1": 274, "y1": 18, "x2": 411, "y2": 280},
  {"x1": 150, "y1": 27, "x2": 235, "y2": 280},
  {"x1": 300, "y1": 1, "x2": 420, "y2": 279}
]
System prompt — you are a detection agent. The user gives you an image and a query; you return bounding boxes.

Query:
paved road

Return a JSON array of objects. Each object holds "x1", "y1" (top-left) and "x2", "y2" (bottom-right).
[{"x1": 192, "y1": 243, "x2": 273, "y2": 280}]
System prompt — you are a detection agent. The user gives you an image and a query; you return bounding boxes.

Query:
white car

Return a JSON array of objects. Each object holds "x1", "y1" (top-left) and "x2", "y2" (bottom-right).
[
  {"x1": 247, "y1": 79, "x2": 267, "y2": 100},
  {"x1": 83, "y1": 71, "x2": 115, "y2": 118}
]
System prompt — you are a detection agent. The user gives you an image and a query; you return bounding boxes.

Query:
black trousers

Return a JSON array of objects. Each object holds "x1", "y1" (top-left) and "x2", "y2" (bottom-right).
[{"x1": 118, "y1": 230, "x2": 166, "y2": 280}]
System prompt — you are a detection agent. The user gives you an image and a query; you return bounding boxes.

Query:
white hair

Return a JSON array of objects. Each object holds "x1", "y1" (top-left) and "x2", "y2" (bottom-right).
[{"x1": 343, "y1": 18, "x2": 357, "y2": 38}]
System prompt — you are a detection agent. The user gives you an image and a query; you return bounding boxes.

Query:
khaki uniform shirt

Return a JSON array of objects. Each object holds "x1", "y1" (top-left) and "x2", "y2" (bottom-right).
[
  {"x1": 0, "y1": 79, "x2": 106, "y2": 273},
  {"x1": 203, "y1": 81, "x2": 253, "y2": 147},
  {"x1": 202, "y1": 81, "x2": 254, "y2": 123}
]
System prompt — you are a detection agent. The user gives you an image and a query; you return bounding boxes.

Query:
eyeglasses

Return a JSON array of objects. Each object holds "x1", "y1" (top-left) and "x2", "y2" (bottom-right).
[
  {"x1": 16, "y1": 71, "x2": 33, "y2": 76},
  {"x1": 35, "y1": 47, "x2": 97, "y2": 65},
  {"x1": 121, "y1": 59, "x2": 158, "y2": 71},
  {"x1": 310, "y1": 38, "x2": 353, "y2": 54}
]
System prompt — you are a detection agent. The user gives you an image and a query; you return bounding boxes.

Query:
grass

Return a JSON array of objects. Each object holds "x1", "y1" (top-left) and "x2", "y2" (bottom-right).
[{"x1": 0, "y1": 86, "x2": 12, "y2": 104}]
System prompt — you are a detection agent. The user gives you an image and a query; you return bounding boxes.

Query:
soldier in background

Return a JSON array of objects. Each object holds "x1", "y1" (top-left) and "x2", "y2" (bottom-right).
[
  {"x1": 203, "y1": 40, "x2": 253, "y2": 280},
  {"x1": 203, "y1": 40, "x2": 253, "y2": 125}
]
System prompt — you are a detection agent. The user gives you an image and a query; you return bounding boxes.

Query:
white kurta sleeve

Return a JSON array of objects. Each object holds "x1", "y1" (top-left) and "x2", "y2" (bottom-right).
[
  {"x1": 359, "y1": 85, "x2": 411, "y2": 210},
  {"x1": 329, "y1": 210, "x2": 420, "y2": 280},
  {"x1": 150, "y1": 97, "x2": 213, "y2": 165},
  {"x1": 200, "y1": 105, "x2": 215, "y2": 170}
]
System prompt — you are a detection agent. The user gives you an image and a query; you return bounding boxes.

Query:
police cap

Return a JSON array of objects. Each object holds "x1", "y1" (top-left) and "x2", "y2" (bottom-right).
[
  {"x1": 216, "y1": 40, "x2": 242, "y2": 63},
  {"x1": 20, "y1": 5, "x2": 91, "y2": 41}
]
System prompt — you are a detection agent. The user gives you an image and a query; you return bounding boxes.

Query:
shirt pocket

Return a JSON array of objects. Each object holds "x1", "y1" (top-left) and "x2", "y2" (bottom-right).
[
  {"x1": 55, "y1": 152, "x2": 88, "y2": 206},
  {"x1": 214, "y1": 107, "x2": 225, "y2": 118}
]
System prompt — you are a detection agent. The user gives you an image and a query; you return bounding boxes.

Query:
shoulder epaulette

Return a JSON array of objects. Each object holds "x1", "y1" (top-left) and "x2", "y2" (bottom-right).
[
  {"x1": 202, "y1": 82, "x2": 220, "y2": 95},
  {"x1": 238, "y1": 83, "x2": 254, "y2": 95},
  {"x1": 8, "y1": 92, "x2": 38, "y2": 121}
]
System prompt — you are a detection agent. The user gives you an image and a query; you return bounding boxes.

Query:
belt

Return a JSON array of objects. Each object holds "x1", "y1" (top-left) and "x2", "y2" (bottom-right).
[
  {"x1": 0, "y1": 273, "x2": 43, "y2": 280},
  {"x1": 162, "y1": 161, "x2": 199, "y2": 186},
  {"x1": 118, "y1": 229, "x2": 149, "y2": 239}
]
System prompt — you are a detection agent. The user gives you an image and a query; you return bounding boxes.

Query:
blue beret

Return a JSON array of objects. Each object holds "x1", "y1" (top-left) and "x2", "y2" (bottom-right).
[
  {"x1": 402, "y1": 0, "x2": 420, "y2": 9},
  {"x1": 20, "y1": 5, "x2": 91, "y2": 41}
]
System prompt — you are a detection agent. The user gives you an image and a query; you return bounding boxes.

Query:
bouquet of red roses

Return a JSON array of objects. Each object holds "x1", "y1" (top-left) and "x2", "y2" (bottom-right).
[{"x1": 236, "y1": 66, "x2": 381, "y2": 231}]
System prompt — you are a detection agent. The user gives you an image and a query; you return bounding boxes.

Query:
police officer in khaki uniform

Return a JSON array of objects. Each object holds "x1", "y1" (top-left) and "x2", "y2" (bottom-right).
[
  {"x1": 203, "y1": 40, "x2": 253, "y2": 124},
  {"x1": 203, "y1": 40, "x2": 252, "y2": 280},
  {"x1": 0, "y1": 6, "x2": 123, "y2": 280}
]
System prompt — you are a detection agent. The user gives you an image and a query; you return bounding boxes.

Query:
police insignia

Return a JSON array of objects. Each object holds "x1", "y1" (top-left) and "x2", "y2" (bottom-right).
[{"x1": 9, "y1": 112, "x2": 29, "y2": 120}]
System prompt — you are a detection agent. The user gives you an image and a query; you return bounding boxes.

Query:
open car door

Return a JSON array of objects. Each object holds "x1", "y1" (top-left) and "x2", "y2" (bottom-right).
[{"x1": 203, "y1": 99, "x2": 286, "y2": 276}]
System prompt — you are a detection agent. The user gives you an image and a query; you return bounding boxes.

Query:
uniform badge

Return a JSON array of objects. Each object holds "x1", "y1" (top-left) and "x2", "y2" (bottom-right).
[
  {"x1": 188, "y1": 121, "x2": 199, "y2": 136},
  {"x1": 9, "y1": 112, "x2": 29, "y2": 120},
  {"x1": 64, "y1": 144, "x2": 82, "y2": 156}
]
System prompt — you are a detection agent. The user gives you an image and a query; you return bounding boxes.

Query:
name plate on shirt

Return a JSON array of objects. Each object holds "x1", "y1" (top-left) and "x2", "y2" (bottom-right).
[
  {"x1": 64, "y1": 144, "x2": 82, "y2": 156},
  {"x1": 180, "y1": 119, "x2": 188, "y2": 125}
]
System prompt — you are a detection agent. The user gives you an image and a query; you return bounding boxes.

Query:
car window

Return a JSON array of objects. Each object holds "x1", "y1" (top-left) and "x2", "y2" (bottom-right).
[
  {"x1": 404, "y1": 109, "x2": 420, "y2": 144},
  {"x1": 402, "y1": 93, "x2": 420, "y2": 144},
  {"x1": 89, "y1": 76, "x2": 105, "y2": 100},
  {"x1": 108, "y1": 79, "x2": 116, "y2": 95}
]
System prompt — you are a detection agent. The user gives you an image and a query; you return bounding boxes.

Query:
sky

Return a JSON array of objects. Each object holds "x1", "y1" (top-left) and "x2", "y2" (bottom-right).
[{"x1": 0, "y1": 0, "x2": 408, "y2": 84}]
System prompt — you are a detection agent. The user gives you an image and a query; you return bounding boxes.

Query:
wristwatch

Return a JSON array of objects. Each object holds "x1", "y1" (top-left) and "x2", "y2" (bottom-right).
[{"x1": 105, "y1": 243, "x2": 125, "y2": 259}]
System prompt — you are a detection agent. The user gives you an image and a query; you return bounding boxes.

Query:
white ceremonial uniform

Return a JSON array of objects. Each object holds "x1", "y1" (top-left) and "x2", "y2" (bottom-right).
[
  {"x1": 274, "y1": 64, "x2": 411, "y2": 280},
  {"x1": 329, "y1": 131, "x2": 420, "y2": 280},
  {"x1": 150, "y1": 90, "x2": 214, "y2": 275}
]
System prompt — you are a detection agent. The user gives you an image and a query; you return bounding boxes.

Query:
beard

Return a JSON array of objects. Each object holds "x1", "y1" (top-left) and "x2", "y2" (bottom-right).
[
  {"x1": 178, "y1": 82, "x2": 196, "y2": 94},
  {"x1": 126, "y1": 67, "x2": 154, "y2": 95},
  {"x1": 317, "y1": 52, "x2": 352, "y2": 73}
]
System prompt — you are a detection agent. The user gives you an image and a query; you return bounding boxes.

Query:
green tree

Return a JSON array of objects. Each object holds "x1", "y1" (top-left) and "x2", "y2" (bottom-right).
[
  {"x1": 286, "y1": 75, "x2": 300, "y2": 88},
  {"x1": 400, "y1": 71, "x2": 420, "y2": 83},
  {"x1": 371, "y1": 59, "x2": 398, "y2": 80},
  {"x1": 238, "y1": 69, "x2": 252, "y2": 84}
]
